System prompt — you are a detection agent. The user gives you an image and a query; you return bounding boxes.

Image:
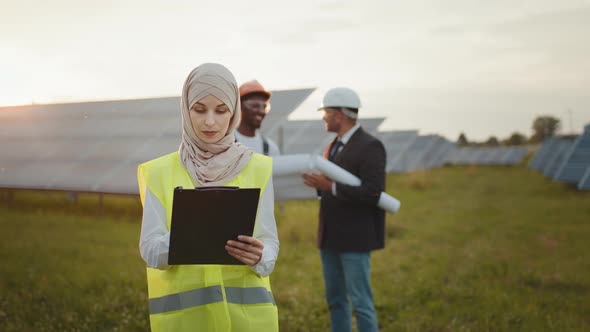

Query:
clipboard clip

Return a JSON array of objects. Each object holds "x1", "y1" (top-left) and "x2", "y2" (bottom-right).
[
  {"x1": 195, "y1": 186, "x2": 239, "y2": 191},
  {"x1": 174, "y1": 186, "x2": 240, "y2": 191}
]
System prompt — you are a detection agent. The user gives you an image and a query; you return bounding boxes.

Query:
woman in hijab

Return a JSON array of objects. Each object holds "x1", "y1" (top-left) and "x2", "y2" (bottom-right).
[{"x1": 137, "y1": 63, "x2": 279, "y2": 331}]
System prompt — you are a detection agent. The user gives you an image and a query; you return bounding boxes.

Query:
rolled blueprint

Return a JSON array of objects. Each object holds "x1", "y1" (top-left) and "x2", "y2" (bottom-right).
[
  {"x1": 272, "y1": 154, "x2": 400, "y2": 213},
  {"x1": 272, "y1": 154, "x2": 315, "y2": 176}
]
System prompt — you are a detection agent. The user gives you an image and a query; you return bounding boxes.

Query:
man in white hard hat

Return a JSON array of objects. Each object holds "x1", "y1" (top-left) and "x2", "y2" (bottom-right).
[
  {"x1": 235, "y1": 80, "x2": 281, "y2": 156},
  {"x1": 303, "y1": 87, "x2": 386, "y2": 332}
]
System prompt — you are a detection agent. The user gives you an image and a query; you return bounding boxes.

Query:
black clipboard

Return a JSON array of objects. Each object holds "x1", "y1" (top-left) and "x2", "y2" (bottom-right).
[{"x1": 168, "y1": 186, "x2": 260, "y2": 265}]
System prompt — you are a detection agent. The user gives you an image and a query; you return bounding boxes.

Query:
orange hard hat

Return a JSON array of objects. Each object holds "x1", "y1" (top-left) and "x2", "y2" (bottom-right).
[{"x1": 239, "y1": 80, "x2": 272, "y2": 99}]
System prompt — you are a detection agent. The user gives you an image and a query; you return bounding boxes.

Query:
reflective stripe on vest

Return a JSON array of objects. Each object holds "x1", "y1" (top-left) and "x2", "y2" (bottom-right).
[
  {"x1": 150, "y1": 285, "x2": 223, "y2": 315},
  {"x1": 149, "y1": 286, "x2": 276, "y2": 315},
  {"x1": 225, "y1": 287, "x2": 276, "y2": 305}
]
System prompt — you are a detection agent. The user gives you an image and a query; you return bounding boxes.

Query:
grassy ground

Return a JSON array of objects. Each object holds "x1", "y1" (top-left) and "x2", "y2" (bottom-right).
[
  {"x1": 0, "y1": 194, "x2": 147, "y2": 331},
  {"x1": 1, "y1": 164, "x2": 589, "y2": 331}
]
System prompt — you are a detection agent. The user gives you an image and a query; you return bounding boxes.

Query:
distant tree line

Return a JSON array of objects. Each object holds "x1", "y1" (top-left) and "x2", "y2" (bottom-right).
[{"x1": 457, "y1": 115, "x2": 561, "y2": 147}]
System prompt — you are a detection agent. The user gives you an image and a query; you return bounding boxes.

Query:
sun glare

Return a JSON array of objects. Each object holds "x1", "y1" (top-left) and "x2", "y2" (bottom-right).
[
  {"x1": 0, "y1": 82, "x2": 34, "y2": 107},
  {"x1": 0, "y1": 97, "x2": 34, "y2": 107}
]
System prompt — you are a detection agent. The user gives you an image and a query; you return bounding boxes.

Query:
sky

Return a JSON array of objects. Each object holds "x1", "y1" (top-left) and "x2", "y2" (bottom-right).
[{"x1": 1, "y1": 0, "x2": 589, "y2": 140}]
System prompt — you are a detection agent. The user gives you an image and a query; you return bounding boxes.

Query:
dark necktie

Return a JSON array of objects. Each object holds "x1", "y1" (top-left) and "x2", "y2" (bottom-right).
[{"x1": 328, "y1": 140, "x2": 343, "y2": 161}]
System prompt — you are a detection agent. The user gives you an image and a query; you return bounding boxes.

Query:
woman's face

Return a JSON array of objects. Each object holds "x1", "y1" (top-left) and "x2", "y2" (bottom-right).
[{"x1": 190, "y1": 95, "x2": 233, "y2": 144}]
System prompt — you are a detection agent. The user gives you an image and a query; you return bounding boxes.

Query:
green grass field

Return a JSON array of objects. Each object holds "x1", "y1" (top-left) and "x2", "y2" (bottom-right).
[{"x1": 1, "y1": 164, "x2": 589, "y2": 331}]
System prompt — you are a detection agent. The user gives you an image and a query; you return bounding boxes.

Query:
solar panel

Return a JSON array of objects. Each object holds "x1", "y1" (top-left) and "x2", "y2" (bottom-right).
[
  {"x1": 554, "y1": 124, "x2": 590, "y2": 183},
  {"x1": 471, "y1": 148, "x2": 488, "y2": 164},
  {"x1": 260, "y1": 88, "x2": 315, "y2": 140},
  {"x1": 578, "y1": 165, "x2": 590, "y2": 190},
  {"x1": 500, "y1": 148, "x2": 513, "y2": 165},
  {"x1": 394, "y1": 135, "x2": 440, "y2": 171},
  {"x1": 452, "y1": 147, "x2": 479, "y2": 165},
  {"x1": 420, "y1": 136, "x2": 455, "y2": 169},
  {"x1": 442, "y1": 146, "x2": 526, "y2": 166},
  {"x1": 466, "y1": 148, "x2": 477, "y2": 164},
  {"x1": 444, "y1": 147, "x2": 469, "y2": 165},
  {"x1": 0, "y1": 91, "x2": 313, "y2": 194},
  {"x1": 529, "y1": 137, "x2": 559, "y2": 171},
  {"x1": 541, "y1": 138, "x2": 576, "y2": 178},
  {"x1": 351, "y1": 119, "x2": 386, "y2": 135},
  {"x1": 278, "y1": 120, "x2": 332, "y2": 155},
  {"x1": 460, "y1": 148, "x2": 476, "y2": 164},
  {"x1": 273, "y1": 174, "x2": 317, "y2": 201},
  {"x1": 375, "y1": 130, "x2": 419, "y2": 173},
  {"x1": 484, "y1": 147, "x2": 507, "y2": 165},
  {"x1": 500, "y1": 147, "x2": 528, "y2": 165},
  {"x1": 479, "y1": 147, "x2": 496, "y2": 164},
  {"x1": 467, "y1": 148, "x2": 485, "y2": 165},
  {"x1": 0, "y1": 98, "x2": 178, "y2": 193},
  {"x1": 277, "y1": 118, "x2": 385, "y2": 155}
]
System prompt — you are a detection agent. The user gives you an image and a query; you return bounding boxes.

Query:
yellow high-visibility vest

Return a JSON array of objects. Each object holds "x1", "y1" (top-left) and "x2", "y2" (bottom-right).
[{"x1": 138, "y1": 151, "x2": 278, "y2": 332}]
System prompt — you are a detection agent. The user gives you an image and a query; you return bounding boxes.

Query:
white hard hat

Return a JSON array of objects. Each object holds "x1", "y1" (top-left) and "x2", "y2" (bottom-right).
[{"x1": 318, "y1": 87, "x2": 361, "y2": 110}]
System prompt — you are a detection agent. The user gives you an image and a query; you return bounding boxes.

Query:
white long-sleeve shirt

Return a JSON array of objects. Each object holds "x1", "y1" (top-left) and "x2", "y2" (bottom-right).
[
  {"x1": 139, "y1": 176, "x2": 279, "y2": 277},
  {"x1": 234, "y1": 130, "x2": 281, "y2": 157}
]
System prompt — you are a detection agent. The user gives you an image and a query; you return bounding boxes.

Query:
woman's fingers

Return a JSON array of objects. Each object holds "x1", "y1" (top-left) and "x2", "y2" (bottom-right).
[
  {"x1": 225, "y1": 243, "x2": 260, "y2": 262},
  {"x1": 226, "y1": 250, "x2": 258, "y2": 266},
  {"x1": 225, "y1": 235, "x2": 264, "y2": 266},
  {"x1": 237, "y1": 235, "x2": 264, "y2": 248},
  {"x1": 225, "y1": 247, "x2": 259, "y2": 266}
]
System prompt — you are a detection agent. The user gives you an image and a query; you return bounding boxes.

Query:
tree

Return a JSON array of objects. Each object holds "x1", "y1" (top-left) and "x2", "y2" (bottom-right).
[
  {"x1": 530, "y1": 116, "x2": 560, "y2": 143},
  {"x1": 457, "y1": 132, "x2": 468, "y2": 146},
  {"x1": 504, "y1": 132, "x2": 527, "y2": 146},
  {"x1": 485, "y1": 136, "x2": 499, "y2": 146}
]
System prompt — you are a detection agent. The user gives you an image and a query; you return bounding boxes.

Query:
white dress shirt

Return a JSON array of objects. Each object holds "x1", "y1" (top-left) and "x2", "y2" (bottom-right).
[
  {"x1": 139, "y1": 175, "x2": 279, "y2": 277},
  {"x1": 331, "y1": 123, "x2": 361, "y2": 195}
]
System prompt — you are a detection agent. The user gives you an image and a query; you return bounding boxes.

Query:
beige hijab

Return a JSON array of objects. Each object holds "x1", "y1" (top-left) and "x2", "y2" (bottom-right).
[{"x1": 179, "y1": 63, "x2": 254, "y2": 186}]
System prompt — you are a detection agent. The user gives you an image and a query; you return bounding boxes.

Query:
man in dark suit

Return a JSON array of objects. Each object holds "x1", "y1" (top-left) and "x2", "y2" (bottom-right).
[{"x1": 303, "y1": 87, "x2": 386, "y2": 332}]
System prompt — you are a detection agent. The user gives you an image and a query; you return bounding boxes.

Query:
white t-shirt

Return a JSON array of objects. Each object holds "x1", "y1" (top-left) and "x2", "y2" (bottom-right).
[{"x1": 234, "y1": 130, "x2": 281, "y2": 157}]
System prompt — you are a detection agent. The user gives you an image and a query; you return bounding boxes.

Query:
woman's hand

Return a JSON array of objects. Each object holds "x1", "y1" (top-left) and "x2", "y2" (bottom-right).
[{"x1": 226, "y1": 235, "x2": 264, "y2": 266}]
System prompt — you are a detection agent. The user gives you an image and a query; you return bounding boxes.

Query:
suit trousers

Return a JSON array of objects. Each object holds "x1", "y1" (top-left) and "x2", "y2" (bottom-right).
[{"x1": 320, "y1": 249, "x2": 378, "y2": 332}]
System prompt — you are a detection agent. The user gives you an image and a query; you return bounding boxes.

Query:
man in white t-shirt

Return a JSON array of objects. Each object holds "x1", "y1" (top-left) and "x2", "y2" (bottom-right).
[{"x1": 235, "y1": 80, "x2": 281, "y2": 156}]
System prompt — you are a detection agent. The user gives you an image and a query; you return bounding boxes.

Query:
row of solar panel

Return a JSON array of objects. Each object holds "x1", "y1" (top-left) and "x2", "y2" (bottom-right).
[
  {"x1": 271, "y1": 124, "x2": 527, "y2": 174},
  {"x1": 528, "y1": 124, "x2": 590, "y2": 190},
  {"x1": 0, "y1": 93, "x2": 529, "y2": 195},
  {"x1": 268, "y1": 133, "x2": 529, "y2": 201},
  {"x1": 0, "y1": 91, "x2": 317, "y2": 194}
]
